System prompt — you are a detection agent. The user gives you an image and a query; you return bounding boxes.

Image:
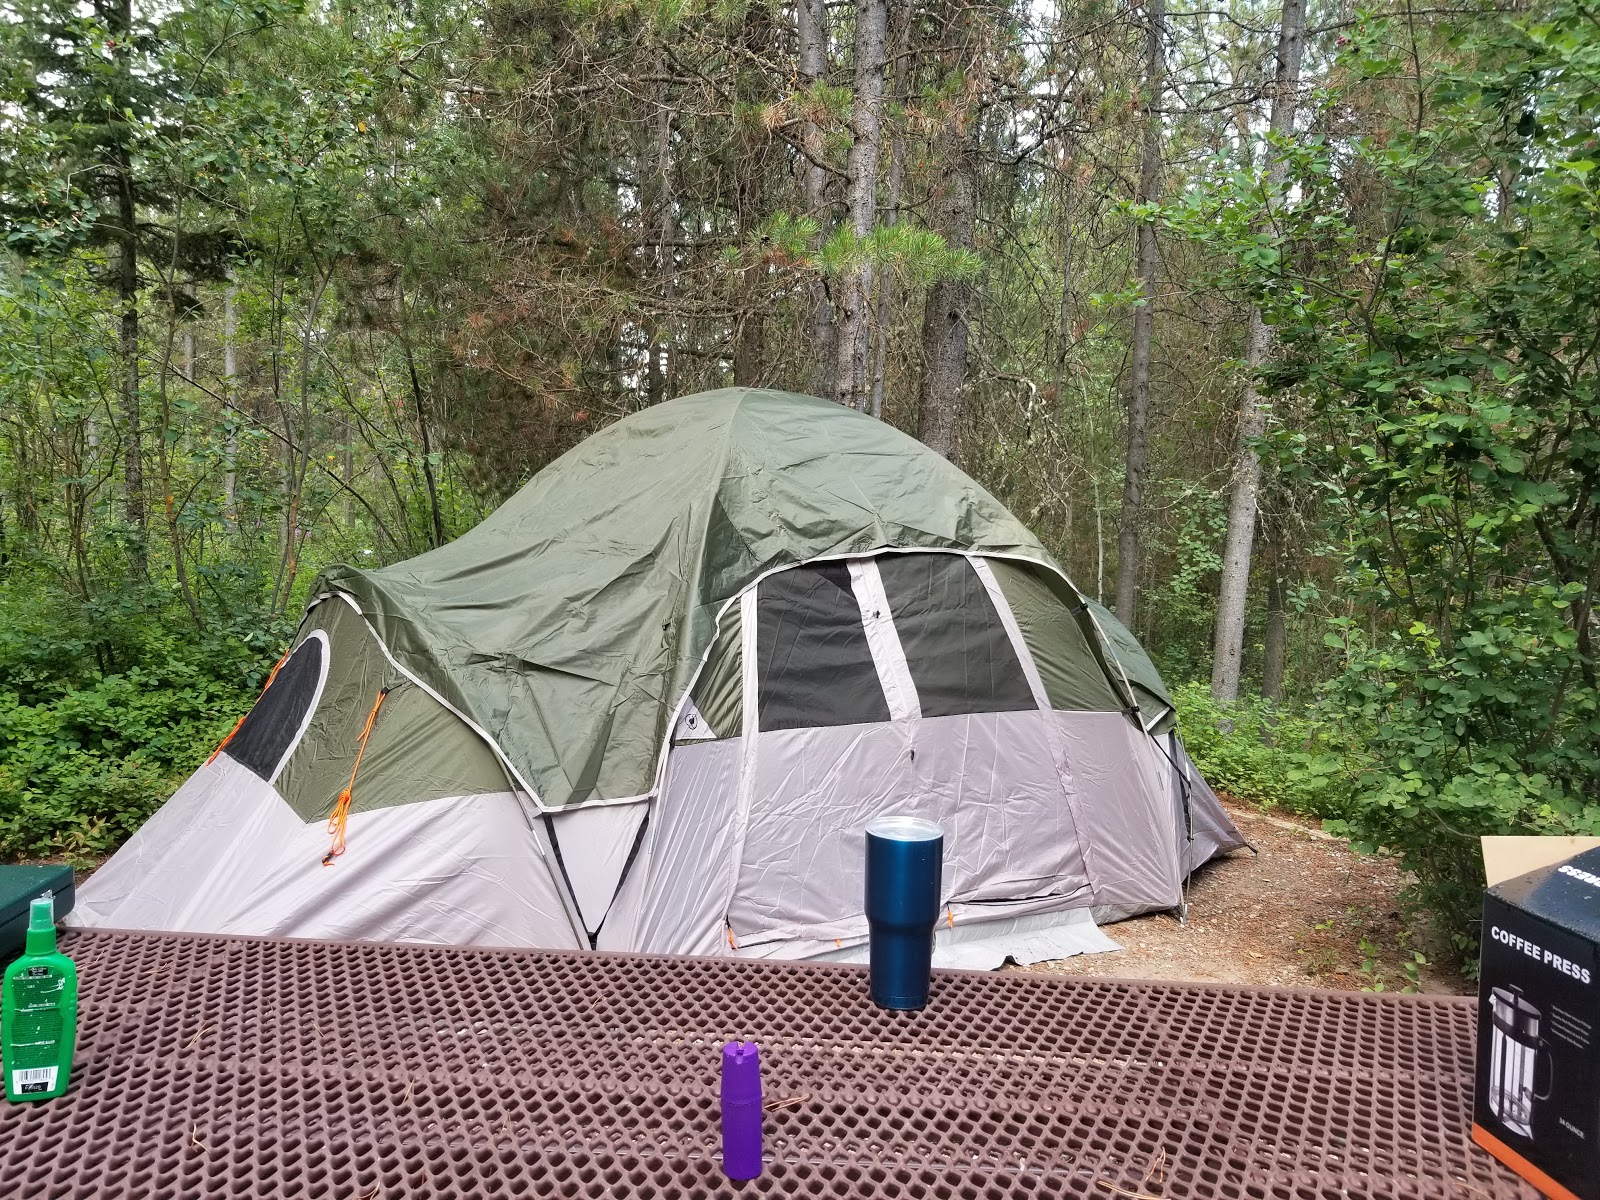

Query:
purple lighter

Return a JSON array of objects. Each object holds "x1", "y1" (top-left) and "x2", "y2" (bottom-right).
[{"x1": 720, "y1": 1041, "x2": 763, "y2": 1180}]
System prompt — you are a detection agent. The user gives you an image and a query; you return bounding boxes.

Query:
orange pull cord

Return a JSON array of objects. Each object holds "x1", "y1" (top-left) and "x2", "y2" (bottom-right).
[
  {"x1": 207, "y1": 648, "x2": 293, "y2": 766},
  {"x1": 205, "y1": 715, "x2": 247, "y2": 766},
  {"x1": 322, "y1": 687, "x2": 390, "y2": 866},
  {"x1": 947, "y1": 907, "x2": 955, "y2": 930}
]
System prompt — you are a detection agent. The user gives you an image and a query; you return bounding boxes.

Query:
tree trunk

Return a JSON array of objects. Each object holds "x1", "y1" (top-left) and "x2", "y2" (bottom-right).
[
  {"x1": 1261, "y1": 543, "x2": 1289, "y2": 702},
  {"x1": 734, "y1": 4, "x2": 775, "y2": 387},
  {"x1": 155, "y1": 295, "x2": 201, "y2": 627},
  {"x1": 733, "y1": 171, "x2": 768, "y2": 385},
  {"x1": 866, "y1": 126, "x2": 900, "y2": 419},
  {"x1": 646, "y1": 105, "x2": 675, "y2": 406},
  {"x1": 796, "y1": 0, "x2": 837, "y2": 397},
  {"x1": 917, "y1": 4, "x2": 979, "y2": 459},
  {"x1": 915, "y1": 179, "x2": 974, "y2": 458},
  {"x1": 403, "y1": 343, "x2": 447, "y2": 549},
  {"x1": 868, "y1": 0, "x2": 913, "y2": 420},
  {"x1": 342, "y1": 415, "x2": 355, "y2": 529},
  {"x1": 867, "y1": 149, "x2": 901, "y2": 421},
  {"x1": 1208, "y1": 305, "x2": 1272, "y2": 696},
  {"x1": 833, "y1": 0, "x2": 889, "y2": 409},
  {"x1": 108, "y1": 0, "x2": 144, "y2": 573},
  {"x1": 119, "y1": 226, "x2": 142, "y2": 559},
  {"x1": 180, "y1": 283, "x2": 195, "y2": 380},
  {"x1": 1114, "y1": 0, "x2": 1166, "y2": 628},
  {"x1": 1209, "y1": 0, "x2": 1306, "y2": 700},
  {"x1": 1052, "y1": 165, "x2": 1075, "y2": 403},
  {"x1": 273, "y1": 265, "x2": 331, "y2": 616},
  {"x1": 222, "y1": 284, "x2": 238, "y2": 528},
  {"x1": 1078, "y1": 374, "x2": 1107, "y2": 603},
  {"x1": 733, "y1": 306, "x2": 765, "y2": 387}
]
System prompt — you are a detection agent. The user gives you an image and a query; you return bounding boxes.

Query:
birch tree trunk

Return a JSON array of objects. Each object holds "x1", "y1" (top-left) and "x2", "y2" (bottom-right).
[
  {"x1": 1114, "y1": 0, "x2": 1166, "y2": 628},
  {"x1": 917, "y1": 3, "x2": 979, "y2": 459},
  {"x1": 1208, "y1": 0, "x2": 1306, "y2": 700},
  {"x1": 222, "y1": 284, "x2": 238, "y2": 528},
  {"x1": 108, "y1": 0, "x2": 144, "y2": 574},
  {"x1": 833, "y1": 0, "x2": 889, "y2": 409},
  {"x1": 796, "y1": 0, "x2": 837, "y2": 398}
]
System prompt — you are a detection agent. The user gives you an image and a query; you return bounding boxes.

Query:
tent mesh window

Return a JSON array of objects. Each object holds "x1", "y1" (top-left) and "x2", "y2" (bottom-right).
[
  {"x1": 757, "y1": 563, "x2": 891, "y2": 731},
  {"x1": 877, "y1": 554, "x2": 1034, "y2": 717},
  {"x1": 224, "y1": 635, "x2": 325, "y2": 782}
]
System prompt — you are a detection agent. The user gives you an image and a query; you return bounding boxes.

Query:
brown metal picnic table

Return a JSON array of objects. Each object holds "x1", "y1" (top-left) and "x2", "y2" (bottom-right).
[{"x1": 0, "y1": 928, "x2": 1534, "y2": 1198}]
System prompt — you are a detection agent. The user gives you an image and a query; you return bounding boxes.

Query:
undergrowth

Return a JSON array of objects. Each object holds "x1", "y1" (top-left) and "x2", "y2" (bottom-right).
[
  {"x1": 1170, "y1": 680, "x2": 1357, "y2": 820},
  {"x1": 0, "y1": 581, "x2": 284, "y2": 860}
]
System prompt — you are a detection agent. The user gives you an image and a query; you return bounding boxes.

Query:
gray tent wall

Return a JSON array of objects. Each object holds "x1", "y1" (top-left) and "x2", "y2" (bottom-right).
[{"x1": 1172, "y1": 734, "x2": 1246, "y2": 874}]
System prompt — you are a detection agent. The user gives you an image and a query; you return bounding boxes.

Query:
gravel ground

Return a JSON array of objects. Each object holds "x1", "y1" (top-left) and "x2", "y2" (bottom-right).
[{"x1": 1020, "y1": 798, "x2": 1471, "y2": 995}]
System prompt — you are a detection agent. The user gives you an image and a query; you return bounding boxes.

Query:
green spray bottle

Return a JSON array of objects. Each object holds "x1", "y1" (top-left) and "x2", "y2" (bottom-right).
[{"x1": 2, "y1": 895, "x2": 77, "y2": 1102}]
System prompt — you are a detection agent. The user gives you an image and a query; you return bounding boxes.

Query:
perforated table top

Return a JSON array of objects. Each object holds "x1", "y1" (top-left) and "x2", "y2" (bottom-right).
[{"x1": 0, "y1": 929, "x2": 1532, "y2": 1198}]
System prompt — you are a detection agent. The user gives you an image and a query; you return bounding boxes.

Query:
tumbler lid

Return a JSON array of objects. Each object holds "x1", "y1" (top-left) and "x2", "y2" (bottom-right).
[{"x1": 866, "y1": 815, "x2": 943, "y2": 842}]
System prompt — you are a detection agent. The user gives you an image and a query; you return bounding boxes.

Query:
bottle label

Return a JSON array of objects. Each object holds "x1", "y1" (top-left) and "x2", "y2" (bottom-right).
[
  {"x1": 6, "y1": 965, "x2": 68, "y2": 1094},
  {"x1": 14, "y1": 967, "x2": 64, "y2": 997},
  {"x1": 10, "y1": 1066, "x2": 58, "y2": 1095}
]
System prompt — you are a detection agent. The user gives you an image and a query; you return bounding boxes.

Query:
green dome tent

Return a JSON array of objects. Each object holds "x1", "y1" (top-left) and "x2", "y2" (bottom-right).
[{"x1": 72, "y1": 388, "x2": 1244, "y2": 961}]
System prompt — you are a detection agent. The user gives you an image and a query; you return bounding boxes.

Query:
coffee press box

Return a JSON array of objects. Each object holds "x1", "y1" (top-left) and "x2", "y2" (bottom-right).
[{"x1": 1475, "y1": 841, "x2": 1600, "y2": 1200}]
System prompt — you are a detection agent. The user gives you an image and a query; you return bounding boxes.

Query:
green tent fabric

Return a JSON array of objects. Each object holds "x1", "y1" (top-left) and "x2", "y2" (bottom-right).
[
  {"x1": 273, "y1": 599, "x2": 511, "y2": 821},
  {"x1": 1082, "y1": 599, "x2": 1176, "y2": 729},
  {"x1": 316, "y1": 388, "x2": 1063, "y2": 810},
  {"x1": 678, "y1": 600, "x2": 742, "y2": 742},
  {"x1": 985, "y1": 559, "x2": 1124, "y2": 713}
]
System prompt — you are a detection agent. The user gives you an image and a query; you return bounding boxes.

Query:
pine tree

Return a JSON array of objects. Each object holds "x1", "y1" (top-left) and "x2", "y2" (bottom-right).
[{"x1": 0, "y1": 0, "x2": 231, "y2": 571}]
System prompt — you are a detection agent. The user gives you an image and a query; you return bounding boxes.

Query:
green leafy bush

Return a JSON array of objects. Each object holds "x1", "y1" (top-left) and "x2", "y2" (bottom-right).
[
  {"x1": 1315, "y1": 615, "x2": 1600, "y2": 965},
  {"x1": 1172, "y1": 680, "x2": 1356, "y2": 818},
  {"x1": 0, "y1": 583, "x2": 281, "y2": 860}
]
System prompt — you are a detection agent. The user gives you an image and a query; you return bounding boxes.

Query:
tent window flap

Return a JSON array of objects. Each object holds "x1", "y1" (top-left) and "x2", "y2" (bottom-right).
[
  {"x1": 756, "y1": 563, "x2": 891, "y2": 731},
  {"x1": 877, "y1": 554, "x2": 1034, "y2": 717},
  {"x1": 225, "y1": 633, "x2": 328, "y2": 782}
]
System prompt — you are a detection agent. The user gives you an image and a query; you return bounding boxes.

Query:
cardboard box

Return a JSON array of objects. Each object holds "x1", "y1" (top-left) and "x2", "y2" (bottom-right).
[{"x1": 1474, "y1": 843, "x2": 1600, "y2": 1200}]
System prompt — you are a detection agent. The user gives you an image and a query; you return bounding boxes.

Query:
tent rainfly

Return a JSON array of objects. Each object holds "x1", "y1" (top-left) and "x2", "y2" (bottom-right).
[{"x1": 71, "y1": 388, "x2": 1245, "y2": 965}]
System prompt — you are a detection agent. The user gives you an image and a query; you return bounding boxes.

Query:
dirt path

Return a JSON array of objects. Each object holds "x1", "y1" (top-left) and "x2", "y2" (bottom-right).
[{"x1": 1022, "y1": 799, "x2": 1471, "y2": 995}]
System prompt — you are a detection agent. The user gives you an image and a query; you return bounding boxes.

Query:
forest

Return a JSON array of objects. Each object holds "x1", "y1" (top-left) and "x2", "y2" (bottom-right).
[{"x1": 0, "y1": 0, "x2": 1595, "y2": 965}]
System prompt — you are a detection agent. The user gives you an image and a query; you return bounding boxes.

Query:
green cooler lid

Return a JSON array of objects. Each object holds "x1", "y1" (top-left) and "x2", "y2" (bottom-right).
[{"x1": 0, "y1": 864, "x2": 75, "y2": 963}]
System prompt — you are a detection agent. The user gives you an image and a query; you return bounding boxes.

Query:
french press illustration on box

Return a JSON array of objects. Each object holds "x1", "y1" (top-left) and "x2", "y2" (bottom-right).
[{"x1": 1488, "y1": 985, "x2": 1553, "y2": 1139}]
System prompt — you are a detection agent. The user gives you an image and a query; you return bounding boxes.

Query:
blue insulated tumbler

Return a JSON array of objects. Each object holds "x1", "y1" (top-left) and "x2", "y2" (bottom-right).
[{"x1": 864, "y1": 816, "x2": 944, "y2": 1010}]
